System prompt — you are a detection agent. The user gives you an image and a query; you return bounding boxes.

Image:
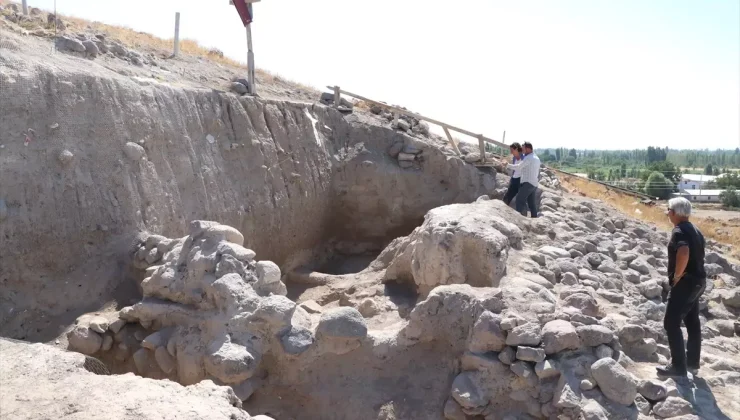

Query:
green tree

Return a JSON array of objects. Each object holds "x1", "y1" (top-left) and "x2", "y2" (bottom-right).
[
  {"x1": 556, "y1": 149, "x2": 562, "y2": 161},
  {"x1": 569, "y1": 148, "x2": 578, "y2": 159},
  {"x1": 645, "y1": 161, "x2": 681, "y2": 184},
  {"x1": 704, "y1": 164, "x2": 714, "y2": 175},
  {"x1": 720, "y1": 187, "x2": 740, "y2": 208},
  {"x1": 644, "y1": 171, "x2": 674, "y2": 200},
  {"x1": 620, "y1": 163, "x2": 627, "y2": 178}
]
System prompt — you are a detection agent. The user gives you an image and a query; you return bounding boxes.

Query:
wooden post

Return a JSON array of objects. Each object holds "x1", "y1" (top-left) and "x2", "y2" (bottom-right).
[
  {"x1": 443, "y1": 127, "x2": 461, "y2": 156},
  {"x1": 173, "y1": 12, "x2": 181, "y2": 57},
  {"x1": 333, "y1": 86, "x2": 341, "y2": 108},
  {"x1": 478, "y1": 135, "x2": 486, "y2": 163},
  {"x1": 246, "y1": 5, "x2": 255, "y2": 95},
  {"x1": 22, "y1": 0, "x2": 28, "y2": 15}
]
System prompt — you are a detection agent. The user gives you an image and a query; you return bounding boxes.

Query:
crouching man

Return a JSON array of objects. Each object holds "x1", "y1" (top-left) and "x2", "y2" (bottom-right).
[{"x1": 657, "y1": 197, "x2": 706, "y2": 378}]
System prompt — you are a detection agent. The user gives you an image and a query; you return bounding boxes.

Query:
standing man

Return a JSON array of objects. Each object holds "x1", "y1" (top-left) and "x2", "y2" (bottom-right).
[
  {"x1": 658, "y1": 197, "x2": 706, "y2": 377},
  {"x1": 505, "y1": 142, "x2": 540, "y2": 218},
  {"x1": 503, "y1": 143, "x2": 524, "y2": 206}
]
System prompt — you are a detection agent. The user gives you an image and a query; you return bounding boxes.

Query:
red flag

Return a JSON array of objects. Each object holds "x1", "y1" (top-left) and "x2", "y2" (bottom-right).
[{"x1": 232, "y1": 0, "x2": 253, "y2": 26}]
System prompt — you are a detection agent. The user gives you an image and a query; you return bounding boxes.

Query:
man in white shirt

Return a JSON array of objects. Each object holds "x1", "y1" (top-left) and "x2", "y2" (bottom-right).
[{"x1": 504, "y1": 142, "x2": 541, "y2": 218}]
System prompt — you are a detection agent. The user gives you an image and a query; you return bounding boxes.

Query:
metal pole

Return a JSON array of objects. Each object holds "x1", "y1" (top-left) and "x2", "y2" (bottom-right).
[
  {"x1": 173, "y1": 12, "x2": 181, "y2": 57},
  {"x1": 333, "y1": 86, "x2": 341, "y2": 107},
  {"x1": 246, "y1": 3, "x2": 256, "y2": 95},
  {"x1": 22, "y1": 0, "x2": 28, "y2": 15}
]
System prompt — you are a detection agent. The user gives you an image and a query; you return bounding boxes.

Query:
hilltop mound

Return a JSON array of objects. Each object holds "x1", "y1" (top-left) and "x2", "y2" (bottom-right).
[{"x1": 1, "y1": 4, "x2": 740, "y2": 420}]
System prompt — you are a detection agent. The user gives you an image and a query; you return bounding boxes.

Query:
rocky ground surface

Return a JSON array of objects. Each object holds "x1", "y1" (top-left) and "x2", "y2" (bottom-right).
[
  {"x1": 57, "y1": 190, "x2": 740, "y2": 420},
  {"x1": 0, "y1": 338, "x2": 265, "y2": 420}
]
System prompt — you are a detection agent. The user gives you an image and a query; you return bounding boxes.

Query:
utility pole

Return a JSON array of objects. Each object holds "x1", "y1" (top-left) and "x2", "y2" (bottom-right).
[
  {"x1": 173, "y1": 12, "x2": 181, "y2": 57},
  {"x1": 231, "y1": 0, "x2": 260, "y2": 95},
  {"x1": 246, "y1": 3, "x2": 255, "y2": 95},
  {"x1": 22, "y1": 0, "x2": 28, "y2": 15}
]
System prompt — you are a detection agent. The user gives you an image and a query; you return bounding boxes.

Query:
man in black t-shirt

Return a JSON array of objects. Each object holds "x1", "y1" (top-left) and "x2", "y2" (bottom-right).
[{"x1": 657, "y1": 197, "x2": 706, "y2": 378}]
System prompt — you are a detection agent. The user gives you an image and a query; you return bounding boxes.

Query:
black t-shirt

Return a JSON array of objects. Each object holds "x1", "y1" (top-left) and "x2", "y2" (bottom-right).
[{"x1": 667, "y1": 221, "x2": 706, "y2": 285}]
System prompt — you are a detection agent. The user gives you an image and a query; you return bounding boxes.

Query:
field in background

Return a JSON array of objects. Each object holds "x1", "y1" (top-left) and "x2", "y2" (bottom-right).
[{"x1": 560, "y1": 172, "x2": 740, "y2": 260}]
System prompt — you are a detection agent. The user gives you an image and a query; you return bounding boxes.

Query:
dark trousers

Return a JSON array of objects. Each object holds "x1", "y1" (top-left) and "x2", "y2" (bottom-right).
[
  {"x1": 664, "y1": 278, "x2": 706, "y2": 370},
  {"x1": 503, "y1": 177, "x2": 521, "y2": 205},
  {"x1": 515, "y1": 182, "x2": 538, "y2": 218}
]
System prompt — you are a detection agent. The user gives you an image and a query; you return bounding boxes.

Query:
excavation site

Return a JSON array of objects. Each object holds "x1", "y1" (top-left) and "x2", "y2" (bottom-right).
[{"x1": 2, "y1": 4, "x2": 740, "y2": 420}]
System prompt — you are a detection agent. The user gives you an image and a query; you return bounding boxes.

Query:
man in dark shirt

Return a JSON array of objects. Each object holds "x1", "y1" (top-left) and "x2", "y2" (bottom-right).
[{"x1": 657, "y1": 197, "x2": 706, "y2": 378}]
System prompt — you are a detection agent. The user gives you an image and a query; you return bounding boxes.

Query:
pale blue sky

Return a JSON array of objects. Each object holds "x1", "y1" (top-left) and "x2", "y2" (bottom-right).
[{"x1": 23, "y1": 0, "x2": 740, "y2": 150}]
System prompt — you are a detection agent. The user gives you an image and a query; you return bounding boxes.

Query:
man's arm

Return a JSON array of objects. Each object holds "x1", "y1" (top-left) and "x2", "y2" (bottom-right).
[
  {"x1": 673, "y1": 246, "x2": 690, "y2": 284},
  {"x1": 507, "y1": 157, "x2": 531, "y2": 171}
]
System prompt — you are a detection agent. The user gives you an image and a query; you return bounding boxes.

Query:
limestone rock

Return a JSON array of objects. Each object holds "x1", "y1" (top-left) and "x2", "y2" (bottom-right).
[
  {"x1": 562, "y1": 292, "x2": 601, "y2": 317},
  {"x1": 124, "y1": 141, "x2": 146, "y2": 161},
  {"x1": 299, "y1": 300, "x2": 323, "y2": 314},
  {"x1": 618, "y1": 324, "x2": 645, "y2": 343},
  {"x1": 590, "y1": 357, "x2": 638, "y2": 406},
  {"x1": 510, "y1": 361, "x2": 535, "y2": 379},
  {"x1": 576, "y1": 325, "x2": 614, "y2": 347},
  {"x1": 634, "y1": 394, "x2": 651, "y2": 415},
  {"x1": 629, "y1": 258, "x2": 651, "y2": 275},
  {"x1": 279, "y1": 326, "x2": 314, "y2": 355},
  {"x1": 638, "y1": 378, "x2": 667, "y2": 401},
  {"x1": 723, "y1": 288, "x2": 740, "y2": 308},
  {"x1": 204, "y1": 338, "x2": 260, "y2": 384},
  {"x1": 67, "y1": 326, "x2": 103, "y2": 355},
  {"x1": 101, "y1": 334, "x2": 113, "y2": 351},
  {"x1": 538, "y1": 246, "x2": 571, "y2": 259},
  {"x1": 469, "y1": 311, "x2": 506, "y2": 353},
  {"x1": 155, "y1": 346, "x2": 176, "y2": 374},
  {"x1": 653, "y1": 396, "x2": 693, "y2": 418},
  {"x1": 580, "y1": 378, "x2": 596, "y2": 391},
  {"x1": 535, "y1": 359, "x2": 560, "y2": 379},
  {"x1": 317, "y1": 307, "x2": 368, "y2": 339},
  {"x1": 88, "y1": 316, "x2": 109, "y2": 334},
  {"x1": 498, "y1": 347, "x2": 515, "y2": 365},
  {"x1": 516, "y1": 346, "x2": 546, "y2": 362},
  {"x1": 230, "y1": 82, "x2": 248, "y2": 95},
  {"x1": 554, "y1": 372, "x2": 581, "y2": 408},
  {"x1": 506, "y1": 322, "x2": 542, "y2": 346},
  {"x1": 581, "y1": 399, "x2": 609, "y2": 420},
  {"x1": 542, "y1": 320, "x2": 580, "y2": 354},
  {"x1": 58, "y1": 149, "x2": 75, "y2": 166},
  {"x1": 450, "y1": 371, "x2": 488, "y2": 411},
  {"x1": 638, "y1": 280, "x2": 663, "y2": 299},
  {"x1": 358, "y1": 298, "x2": 379, "y2": 317}
]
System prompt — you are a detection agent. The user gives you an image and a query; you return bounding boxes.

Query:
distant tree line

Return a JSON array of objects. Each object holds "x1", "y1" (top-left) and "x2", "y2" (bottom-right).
[{"x1": 537, "y1": 147, "x2": 740, "y2": 200}]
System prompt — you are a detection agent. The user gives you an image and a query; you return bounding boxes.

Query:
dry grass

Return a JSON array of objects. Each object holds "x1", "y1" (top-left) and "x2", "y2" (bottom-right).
[
  {"x1": 0, "y1": 0, "x2": 316, "y2": 92},
  {"x1": 560, "y1": 172, "x2": 740, "y2": 260}
]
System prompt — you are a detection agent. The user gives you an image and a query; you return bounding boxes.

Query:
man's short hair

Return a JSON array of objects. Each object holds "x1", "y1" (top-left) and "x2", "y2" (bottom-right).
[
  {"x1": 523, "y1": 142, "x2": 533, "y2": 150},
  {"x1": 668, "y1": 197, "x2": 692, "y2": 217},
  {"x1": 510, "y1": 142, "x2": 522, "y2": 152}
]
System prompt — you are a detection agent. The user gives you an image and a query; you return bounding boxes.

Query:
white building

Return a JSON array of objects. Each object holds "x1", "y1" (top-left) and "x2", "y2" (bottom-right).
[
  {"x1": 679, "y1": 174, "x2": 716, "y2": 191},
  {"x1": 672, "y1": 189, "x2": 725, "y2": 203}
]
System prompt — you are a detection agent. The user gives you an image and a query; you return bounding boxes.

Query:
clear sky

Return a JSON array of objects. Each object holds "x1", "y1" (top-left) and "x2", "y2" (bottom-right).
[{"x1": 25, "y1": 0, "x2": 740, "y2": 150}]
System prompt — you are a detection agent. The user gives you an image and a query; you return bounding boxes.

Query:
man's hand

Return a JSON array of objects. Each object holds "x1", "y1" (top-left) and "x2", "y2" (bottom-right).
[
  {"x1": 673, "y1": 272, "x2": 685, "y2": 285},
  {"x1": 661, "y1": 281, "x2": 671, "y2": 302}
]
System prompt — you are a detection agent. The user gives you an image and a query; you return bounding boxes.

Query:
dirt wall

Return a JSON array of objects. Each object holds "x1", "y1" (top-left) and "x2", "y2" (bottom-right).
[{"x1": 0, "y1": 44, "x2": 496, "y2": 339}]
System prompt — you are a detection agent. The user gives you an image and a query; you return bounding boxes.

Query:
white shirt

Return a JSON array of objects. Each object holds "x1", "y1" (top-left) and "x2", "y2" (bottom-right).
[
  {"x1": 508, "y1": 152, "x2": 541, "y2": 187},
  {"x1": 509, "y1": 156, "x2": 522, "y2": 179}
]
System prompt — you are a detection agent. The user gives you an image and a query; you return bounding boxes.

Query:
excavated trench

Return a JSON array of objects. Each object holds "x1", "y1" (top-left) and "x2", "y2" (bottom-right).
[{"x1": 0, "y1": 52, "x2": 501, "y2": 419}]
